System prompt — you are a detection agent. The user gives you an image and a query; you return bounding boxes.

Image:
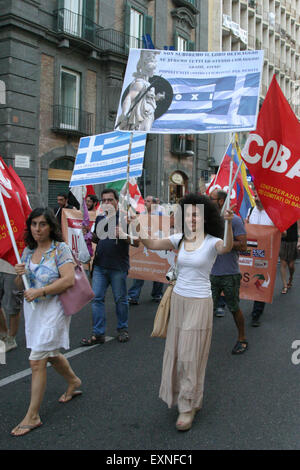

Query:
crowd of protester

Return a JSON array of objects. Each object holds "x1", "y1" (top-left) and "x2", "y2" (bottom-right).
[{"x1": 1, "y1": 187, "x2": 299, "y2": 436}]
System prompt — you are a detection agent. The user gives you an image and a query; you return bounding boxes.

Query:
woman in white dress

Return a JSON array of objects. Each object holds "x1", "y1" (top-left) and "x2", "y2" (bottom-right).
[
  {"x1": 11, "y1": 208, "x2": 81, "y2": 437},
  {"x1": 139, "y1": 193, "x2": 234, "y2": 431}
]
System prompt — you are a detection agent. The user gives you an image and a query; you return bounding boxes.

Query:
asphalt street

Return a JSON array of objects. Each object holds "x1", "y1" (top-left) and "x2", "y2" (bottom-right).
[{"x1": 0, "y1": 261, "x2": 300, "y2": 451}]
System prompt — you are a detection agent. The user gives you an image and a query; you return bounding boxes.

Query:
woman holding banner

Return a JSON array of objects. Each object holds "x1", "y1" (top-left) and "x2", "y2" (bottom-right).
[
  {"x1": 138, "y1": 193, "x2": 233, "y2": 431},
  {"x1": 11, "y1": 208, "x2": 82, "y2": 437}
]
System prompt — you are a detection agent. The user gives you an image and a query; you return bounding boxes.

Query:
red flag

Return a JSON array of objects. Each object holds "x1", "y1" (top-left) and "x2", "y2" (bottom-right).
[
  {"x1": 84, "y1": 185, "x2": 100, "y2": 209},
  {"x1": 7, "y1": 165, "x2": 32, "y2": 219},
  {"x1": 242, "y1": 75, "x2": 300, "y2": 232},
  {"x1": 0, "y1": 157, "x2": 28, "y2": 264},
  {"x1": 206, "y1": 142, "x2": 247, "y2": 216}
]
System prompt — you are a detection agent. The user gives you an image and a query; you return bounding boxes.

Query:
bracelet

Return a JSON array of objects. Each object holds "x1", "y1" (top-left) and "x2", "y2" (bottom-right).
[{"x1": 42, "y1": 288, "x2": 46, "y2": 298}]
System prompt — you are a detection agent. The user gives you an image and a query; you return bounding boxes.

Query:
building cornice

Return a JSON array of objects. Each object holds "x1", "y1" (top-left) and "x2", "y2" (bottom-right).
[
  {"x1": 172, "y1": 0, "x2": 199, "y2": 15},
  {"x1": 171, "y1": 7, "x2": 197, "y2": 29}
]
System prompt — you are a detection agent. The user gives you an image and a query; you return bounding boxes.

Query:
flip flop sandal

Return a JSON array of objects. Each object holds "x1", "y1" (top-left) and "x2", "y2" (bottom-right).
[
  {"x1": 11, "y1": 422, "x2": 43, "y2": 437},
  {"x1": 287, "y1": 279, "x2": 293, "y2": 289},
  {"x1": 80, "y1": 335, "x2": 105, "y2": 346},
  {"x1": 281, "y1": 287, "x2": 288, "y2": 294},
  {"x1": 58, "y1": 391, "x2": 83, "y2": 403},
  {"x1": 117, "y1": 331, "x2": 129, "y2": 343},
  {"x1": 232, "y1": 340, "x2": 248, "y2": 355}
]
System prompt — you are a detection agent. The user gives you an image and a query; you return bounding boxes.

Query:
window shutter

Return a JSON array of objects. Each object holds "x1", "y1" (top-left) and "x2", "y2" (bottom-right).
[
  {"x1": 82, "y1": 0, "x2": 95, "y2": 43},
  {"x1": 124, "y1": 1, "x2": 132, "y2": 55},
  {"x1": 187, "y1": 40, "x2": 195, "y2": 51},
  {"x1": 173, "y1": 31, "x2": 179, "y2": 50},
  {"x1": 144, "y1": 14, "x2": 153, "y2": 40},
  {"x1": 57, "y1": 0, "x2": 65, "y2": 31}
]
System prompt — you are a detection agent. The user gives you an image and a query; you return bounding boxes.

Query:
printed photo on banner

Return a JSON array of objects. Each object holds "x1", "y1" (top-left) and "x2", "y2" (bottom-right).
[
  {"x1": 61, "y1": 208, "x2": 97, "y2": 269},
  {"x1": 239, "y1": 224, "x2": 281, "y2": 303},
  {"x1": 115, "y1": 49, "x2": 264, "y2": 134}
]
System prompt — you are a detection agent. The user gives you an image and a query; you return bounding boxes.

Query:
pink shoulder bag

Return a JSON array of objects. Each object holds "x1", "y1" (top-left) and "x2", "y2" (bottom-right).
[{"x1": 56, "y1": 248, "x2": 95, "y2": 316}]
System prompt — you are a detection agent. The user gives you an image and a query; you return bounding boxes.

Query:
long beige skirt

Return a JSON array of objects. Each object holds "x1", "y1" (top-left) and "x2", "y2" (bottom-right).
[{"x1": 159, "y1": 291, "x2": 213, "y2": 413}]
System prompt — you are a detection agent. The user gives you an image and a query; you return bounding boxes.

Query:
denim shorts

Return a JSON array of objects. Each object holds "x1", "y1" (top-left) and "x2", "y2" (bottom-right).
[
  {"x1": 210, "y1": 274, "x2": 242, "y2": 314},
  {"x1": 0, "y1": 273, "x2": 23, "y2": 316}
]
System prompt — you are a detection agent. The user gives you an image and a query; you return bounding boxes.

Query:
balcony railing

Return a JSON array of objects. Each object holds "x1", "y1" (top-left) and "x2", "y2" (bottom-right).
[
  {"x1": 95, "y1": 29, "x2": 143, "y2": 54},
  {"x1": 54, "y1": 8, "x2": 142, "y2": 54},
  {"x1": 52, "y1": 105, "x2": 94, "y2": 136}
]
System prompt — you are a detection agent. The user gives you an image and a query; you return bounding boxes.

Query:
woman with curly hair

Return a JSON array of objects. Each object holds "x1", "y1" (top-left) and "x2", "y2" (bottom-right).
[
  {"x1": 139, "y1": 193, "x2": 233, "y2": 431},
  {"x1": 11, "y1": 208, "x2": 82, "y2": 437}
]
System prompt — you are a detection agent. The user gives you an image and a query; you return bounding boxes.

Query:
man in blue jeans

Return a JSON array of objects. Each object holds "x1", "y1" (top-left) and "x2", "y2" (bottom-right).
[{"x1": 81, "y1": 189, "x2": 138, "y2": 345}]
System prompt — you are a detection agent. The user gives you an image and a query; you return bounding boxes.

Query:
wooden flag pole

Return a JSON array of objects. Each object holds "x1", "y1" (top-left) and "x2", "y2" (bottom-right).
[
  {"x1": 223, "y1": 134, "x2": 235, "y2": 247},
  {"x1": 125, "y1": 132, "x2": 134, "y2": 244},
  {"x1": 221, "y1": 158, "x2": 243, "y2": 216},
  {"x1": 0, "y1": 189, "x2": 35, "y2": 309}
]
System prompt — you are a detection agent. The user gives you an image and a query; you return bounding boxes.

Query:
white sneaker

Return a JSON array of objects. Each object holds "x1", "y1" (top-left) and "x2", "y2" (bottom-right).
[
  {"x1": 5, "y1": 336, "x2": 17, "y2": 352},
  {"x1": 215, "y1": 307, "x2": 225, "y2": 317},
  {"x1": 0, "y1": 333, "x2": 7, "y2": 341}
]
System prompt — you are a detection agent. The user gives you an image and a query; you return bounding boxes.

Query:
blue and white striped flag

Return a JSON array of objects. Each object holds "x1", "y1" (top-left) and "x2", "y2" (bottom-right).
[
  {"x1": 152, "y1": 73, "x2": 261, "y2": 133},
  {"x1": 70, "y1": 131, "x2": 146, "y2": 187}
]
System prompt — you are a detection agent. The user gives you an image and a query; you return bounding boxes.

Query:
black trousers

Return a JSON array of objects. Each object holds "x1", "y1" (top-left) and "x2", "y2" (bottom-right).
[{"x1": 251, "y1": 301, "x2": 265, "y2": 319}]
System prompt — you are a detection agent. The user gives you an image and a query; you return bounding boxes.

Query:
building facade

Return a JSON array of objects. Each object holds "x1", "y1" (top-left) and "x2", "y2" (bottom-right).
[
  {"x1": 208, "y1": 0, "x2": 300, "y2": 168},
  {"x1": 0, "y1": 0, "x2": 211, "y2": 208}
]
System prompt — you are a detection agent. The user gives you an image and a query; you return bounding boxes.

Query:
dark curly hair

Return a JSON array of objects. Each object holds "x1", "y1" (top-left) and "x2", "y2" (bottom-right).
[
  {"x1": 177, "y1": 193, "x2": 224, "y2": 239},
  {"x1": 24, "y1": 207, "x2": 63, "y2": 249}
]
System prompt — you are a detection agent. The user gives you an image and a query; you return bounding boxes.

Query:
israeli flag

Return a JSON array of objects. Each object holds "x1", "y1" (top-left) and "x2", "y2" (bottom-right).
[
  {"x1": 70, "y1": 131, "x2": 146, "y2": 187},
  {"x1": 152, "y1": 72, "x2": 261, "y2": 133}
]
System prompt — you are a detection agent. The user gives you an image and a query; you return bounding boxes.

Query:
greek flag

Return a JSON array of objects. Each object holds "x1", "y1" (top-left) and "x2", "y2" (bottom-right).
[
  {"x1": 70, "y1": 131, "x2": 146, "y2": 187},
  {"x1": 152, "y1": 72, "x2": 261, "y2": 133}
]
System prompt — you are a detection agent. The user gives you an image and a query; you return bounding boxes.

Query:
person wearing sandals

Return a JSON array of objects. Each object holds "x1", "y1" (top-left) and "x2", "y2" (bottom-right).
[
  {"x1": 209, "y1": 189, "x2": 248, "y2": 355},
  {"x1": 11, "y1": 208, "x2": 82, "y2": 437},
  {"x1": 279, "y1": 221, "x2": 300, "y2": 294},
  {"x1": 81, "y1": 189, "x2": 139, "y2": 346},
  {"x1": 245, "y1": 189, "x2": 274, "y2": 327},
  {"x1": 138, "y1": 193, "x2": 234, "y2": 431}
]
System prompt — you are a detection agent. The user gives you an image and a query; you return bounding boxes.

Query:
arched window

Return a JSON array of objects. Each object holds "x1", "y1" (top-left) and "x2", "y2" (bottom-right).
[
  {"x1": 169, "y1": 171, "x2": 188, "y2": 203},
  {"x1": 48, "y1": 157, "x2": 75, "y2": 208}
]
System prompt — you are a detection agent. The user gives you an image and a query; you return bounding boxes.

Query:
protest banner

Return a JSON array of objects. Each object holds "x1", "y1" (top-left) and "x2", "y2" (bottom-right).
[
  {"x1": 242, "y1": 75, "x2": 300, "y2": 232},
  {"x1": 61, "y1": 208, "x2": 97, "y2": 271},
  {"x1": 239, "y1": 224, "x2": 281, "y2": 303},
  {"x1": 128, "y1": 214, "x2": 175, "y2": 283},
  {"x1": 115, "y1": 49, "x2": 263, "y2": 134}
]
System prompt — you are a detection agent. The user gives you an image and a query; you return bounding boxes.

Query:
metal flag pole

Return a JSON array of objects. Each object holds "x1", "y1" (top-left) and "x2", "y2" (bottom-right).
[{"x1": 0, "y1": 189, "x2": 35, "y2": 310}]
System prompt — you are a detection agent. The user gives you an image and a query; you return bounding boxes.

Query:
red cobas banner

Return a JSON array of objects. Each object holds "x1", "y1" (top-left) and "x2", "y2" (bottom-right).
[
  {"x1": 239, "y1": 224, "x2": 281, "y2": 303},
  {"x1": 242, "y1": 75, "x2": 300, "y2": 232}
]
